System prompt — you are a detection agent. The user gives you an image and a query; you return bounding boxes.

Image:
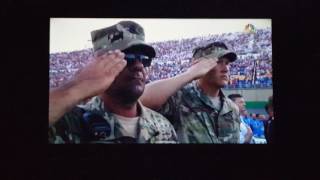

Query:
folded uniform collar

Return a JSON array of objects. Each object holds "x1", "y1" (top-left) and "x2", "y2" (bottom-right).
[{"x1": 77, "y1": 96, "x2": 159, "y2": 143}]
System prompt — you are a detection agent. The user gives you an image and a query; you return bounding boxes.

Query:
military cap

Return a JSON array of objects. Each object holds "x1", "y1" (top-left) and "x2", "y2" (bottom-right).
[
  {"x1": 91, "y1": 21, "x2": 156, "y2": 58},
  {"x1": 192, "y1": 41, "x2": 237, "y2": 62}
]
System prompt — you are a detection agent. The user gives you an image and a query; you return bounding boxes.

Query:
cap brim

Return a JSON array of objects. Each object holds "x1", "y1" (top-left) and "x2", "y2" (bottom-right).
[
  {"x1": 124, "y1": 40, "x2": 156, "y2": 58},
  {"x1": 221, "y1": 50, "x2": 237, "y2": 62}
]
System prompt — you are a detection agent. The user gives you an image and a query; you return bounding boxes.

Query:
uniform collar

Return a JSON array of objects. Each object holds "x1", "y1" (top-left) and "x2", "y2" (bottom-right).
[
  {"x1": 192, "y1": 81, "x2": 226, "y2": 111},
  {"x1": 77, "y1": 96, "x2": 158, "y2": 143},
  {"x1": 77, "y1": 96, "x2": 105, "y2": 113},
  {"x1": 77, "y1": 96, "x2": 147, "y2": 116}
]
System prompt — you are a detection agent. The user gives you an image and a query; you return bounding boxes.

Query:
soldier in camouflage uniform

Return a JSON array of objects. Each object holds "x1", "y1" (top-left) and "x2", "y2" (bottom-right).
[
  {"x1": 141, "y1": 42, "x2": 240, "y2": 143},
  {"x1": 49, "y1": 21, "x2": 177, "y2": 144}
]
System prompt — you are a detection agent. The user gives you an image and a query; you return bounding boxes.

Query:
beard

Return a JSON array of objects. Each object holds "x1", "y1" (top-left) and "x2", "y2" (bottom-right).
[
  {"x1": 105, "y1": 79, "x2": 145, "y2": 105},
  {"x1": 120, "y1": 83, "x2": 144, "y2": 104}
]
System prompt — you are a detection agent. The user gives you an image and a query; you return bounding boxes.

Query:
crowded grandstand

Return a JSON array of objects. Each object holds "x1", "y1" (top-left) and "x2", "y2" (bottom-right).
[{"x1": 49, "y1": 28, "x2": 272, "y2": 89}]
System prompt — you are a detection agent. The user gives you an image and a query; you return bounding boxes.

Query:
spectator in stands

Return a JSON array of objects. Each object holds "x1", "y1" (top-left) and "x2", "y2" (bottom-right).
[
  {"x1": 244, "y1": 112, "x2": 267, "y2": 144},
  {"x1": 49, "y1": 21, "x2": 177, "y2": 144},
  {"x1": 50, "y1": 28, "x2": 272, "y2": 89},
  {"x1": 140, "y1": 42, "x2": 241, "y2": 143},
  {"x1": 228, "y1": 94, "x2": 253, "y2": 144}
]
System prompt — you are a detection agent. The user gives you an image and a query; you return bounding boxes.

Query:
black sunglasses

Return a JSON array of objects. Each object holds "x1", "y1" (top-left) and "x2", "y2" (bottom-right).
[{"x1": 124, "y1": 54, "x2": 152, "y2": 67}]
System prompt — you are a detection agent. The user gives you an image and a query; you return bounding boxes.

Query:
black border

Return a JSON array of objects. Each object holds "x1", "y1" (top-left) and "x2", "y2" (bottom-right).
[{"x1": 5, "y1": 0, "x2": 317, "y2": 179}]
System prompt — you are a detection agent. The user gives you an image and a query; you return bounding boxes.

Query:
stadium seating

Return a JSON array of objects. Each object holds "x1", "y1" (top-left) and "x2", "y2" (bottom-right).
[{"x1": 50, "y1": 28, "x2": 272, "y2": 89}]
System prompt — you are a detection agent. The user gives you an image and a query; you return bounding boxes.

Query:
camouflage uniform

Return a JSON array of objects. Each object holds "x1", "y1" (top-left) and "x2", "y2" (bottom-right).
[
  {"x1": 49, "y1": 96, "x2": 178, "y2": 144},
  {"x1": 159, "y1": 81, "x2": 240, "y2": 143},
  {"x1": 48, "y1": 21, "x2": 177, "y2": 143}
]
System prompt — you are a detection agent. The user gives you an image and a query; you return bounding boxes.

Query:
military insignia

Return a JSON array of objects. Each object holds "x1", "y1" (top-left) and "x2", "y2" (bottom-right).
[
  {"x1": 99, "y1": 24, "x2": 123, "y2": 43},
  {"x1": 108, "y1": 31, "x2": 123, "y2": 43},
  {"x1": 82, "y1": 112, "x2": 111, "y2": 140}
]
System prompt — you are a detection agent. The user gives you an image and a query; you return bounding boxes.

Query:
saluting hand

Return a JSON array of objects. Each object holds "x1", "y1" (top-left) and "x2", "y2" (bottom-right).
[
  {"x1": 186, "y1": 57, "x2": 218, "y2": 80},
  {"x1": 70, "y1": 49, "x2": 127, "y2": 100}
]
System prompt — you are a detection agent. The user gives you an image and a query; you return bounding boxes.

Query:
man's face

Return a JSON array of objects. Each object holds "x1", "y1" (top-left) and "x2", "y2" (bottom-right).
[
  {"x1": 106, "y1": 53, "x2": 147, "y2": 103},
  {"x1": 204, "y1": 57, "x2": 231, "y2": 87},
  {"x1": 234, "y1": 97, "x2": 246, "y2": 114}
]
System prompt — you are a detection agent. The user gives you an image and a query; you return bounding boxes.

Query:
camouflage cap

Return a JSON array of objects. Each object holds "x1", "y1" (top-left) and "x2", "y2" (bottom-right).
[
  {"x1": 91, "y1": 21, "x2": 156, "y2": 58},
  {"x1": 192, "y1": 42, "x2": 237, "y2": 62}
]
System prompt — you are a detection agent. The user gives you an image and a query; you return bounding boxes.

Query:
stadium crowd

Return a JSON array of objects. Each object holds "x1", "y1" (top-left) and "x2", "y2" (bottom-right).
[{"x1": 50, "y1": 28, "x2": 272, "y2": 89}]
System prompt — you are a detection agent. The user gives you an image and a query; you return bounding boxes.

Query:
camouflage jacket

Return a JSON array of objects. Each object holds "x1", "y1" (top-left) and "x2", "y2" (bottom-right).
[
  {"x1": 49, "y1": 96, "x2": 178, "y2": 144},
  {"x1": 158, "y1": 81, "x2": 240, "y2": 143}
]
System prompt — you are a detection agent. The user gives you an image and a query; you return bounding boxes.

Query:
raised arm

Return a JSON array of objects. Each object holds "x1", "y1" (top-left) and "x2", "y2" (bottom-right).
[
  {"x1": 49, "y1": 50, "x2": 127, "y2": 125},
  {"x1": 140, "y1": 57, "x2": 218, "y2": 110}
]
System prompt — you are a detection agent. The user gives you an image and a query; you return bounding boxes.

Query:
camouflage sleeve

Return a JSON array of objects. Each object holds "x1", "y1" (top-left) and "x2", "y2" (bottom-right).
[
  {"x1": 157, "y1": 120, "x2": 179, "y2": 144},
  {"x1": 157, "y1": 90, "x2": 183, "y2": 121},
  {"x1": 155, "y1": 125, "x2": 178, "y2": 144},
  {"x1": 48, "y1": 107, "x2": 84, "y2": 144},
  {"x1": 226, "y1": 101, "x2": 241, "y2": 143},
  {"x1": 169, "y1": 124, "x2": 178, "y2": 143},
  {"x1": 235, "y1": 109, "x2": 241, "y2": 143}
]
